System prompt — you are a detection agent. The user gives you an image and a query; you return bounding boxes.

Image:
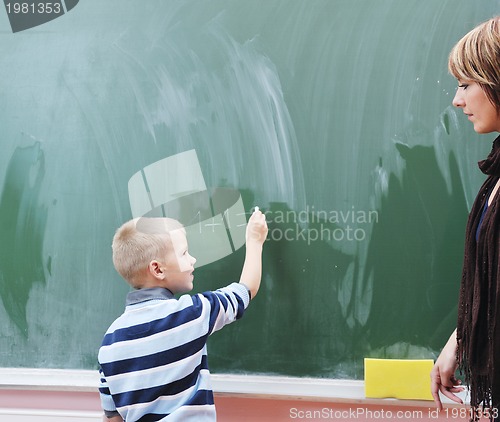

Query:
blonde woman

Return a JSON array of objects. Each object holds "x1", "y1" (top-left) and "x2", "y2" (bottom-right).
[{"x1": 431, "y1": 17, "x2": 500, "y2": 421}]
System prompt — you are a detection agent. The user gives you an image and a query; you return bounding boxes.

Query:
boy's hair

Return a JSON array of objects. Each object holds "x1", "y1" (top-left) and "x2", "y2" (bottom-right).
[
  {"x1": 112, "y1": 217, "x2": 184, "y2": 288},
  {"x1": 448, "y1": 16, "x2": 500, "y2": 111}
]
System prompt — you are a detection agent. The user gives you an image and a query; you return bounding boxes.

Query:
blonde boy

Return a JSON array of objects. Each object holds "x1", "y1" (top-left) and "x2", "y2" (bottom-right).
[{"x1": 98, "y1": 210, "x2": 267, "y2": 422}]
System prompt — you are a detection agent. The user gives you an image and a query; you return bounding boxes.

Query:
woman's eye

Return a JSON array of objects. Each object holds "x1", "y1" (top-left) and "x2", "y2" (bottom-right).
[{"x1": 458, "y1": 84, "x2": 468, "y2": 90}]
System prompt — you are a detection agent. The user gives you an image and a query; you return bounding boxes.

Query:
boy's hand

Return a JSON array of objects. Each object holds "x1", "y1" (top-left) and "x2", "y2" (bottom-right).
[{"x1": 246, "y1": 208, "x2": 268, "y2": 245}]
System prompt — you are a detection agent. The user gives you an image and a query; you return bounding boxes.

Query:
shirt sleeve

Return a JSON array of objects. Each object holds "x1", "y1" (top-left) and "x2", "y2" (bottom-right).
[
  {"x1": 201, "y1": 282, "x2": 251, "y2": 335},
  {"x1": 99, "y1": 367, "x2": 121, "y2": 418}
]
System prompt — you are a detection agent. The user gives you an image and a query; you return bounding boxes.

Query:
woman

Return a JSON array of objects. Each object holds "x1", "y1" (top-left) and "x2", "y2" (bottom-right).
[{"x1": 431, "y1": 16, "x2": 500, "y2": 421}]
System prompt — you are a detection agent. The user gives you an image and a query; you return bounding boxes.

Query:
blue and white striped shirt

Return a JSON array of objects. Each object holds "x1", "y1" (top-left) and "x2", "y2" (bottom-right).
[{"x1": 98, "y1": 282, "x2": 250, "y2": 421}]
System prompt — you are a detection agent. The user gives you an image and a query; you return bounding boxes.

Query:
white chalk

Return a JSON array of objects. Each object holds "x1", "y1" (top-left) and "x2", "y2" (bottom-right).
[{"x1": 254, "y1": 206, "x2": 259, "y2": 212}]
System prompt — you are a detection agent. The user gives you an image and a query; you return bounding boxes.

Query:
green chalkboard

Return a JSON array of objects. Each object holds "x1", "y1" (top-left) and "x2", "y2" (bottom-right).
[{"x1": 0, "y1": 0, "x2": 498, "y2": 379}]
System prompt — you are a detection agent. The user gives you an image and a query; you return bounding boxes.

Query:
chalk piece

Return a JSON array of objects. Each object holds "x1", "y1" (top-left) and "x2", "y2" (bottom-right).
[
  {"x1": 364, "y1": 358, "x2": 434, "y2": 401},
  {"x1": 254, "y1": 206, "x2": 259, "y2": 212}
]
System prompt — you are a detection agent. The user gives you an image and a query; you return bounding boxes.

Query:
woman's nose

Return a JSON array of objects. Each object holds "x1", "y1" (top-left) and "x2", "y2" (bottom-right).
[{"x1": 452, "y1": 89, "x2": 465, "y2": 108}]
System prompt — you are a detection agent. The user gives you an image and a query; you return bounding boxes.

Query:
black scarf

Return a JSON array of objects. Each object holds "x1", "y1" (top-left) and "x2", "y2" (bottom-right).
[{"x1": 457, "y1": 135, "x2": 500, "y2": 420}]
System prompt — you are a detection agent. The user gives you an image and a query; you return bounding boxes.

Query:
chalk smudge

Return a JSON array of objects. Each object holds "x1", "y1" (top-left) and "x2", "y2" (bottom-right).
[{"x1": 0, "y1": 142, "x2": 47, "y2": 336}]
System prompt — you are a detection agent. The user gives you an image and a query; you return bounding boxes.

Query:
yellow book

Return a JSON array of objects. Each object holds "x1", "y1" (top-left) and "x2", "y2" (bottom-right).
[{"x1": 364, "y1": 358, "x2": 434, "y2": 400}]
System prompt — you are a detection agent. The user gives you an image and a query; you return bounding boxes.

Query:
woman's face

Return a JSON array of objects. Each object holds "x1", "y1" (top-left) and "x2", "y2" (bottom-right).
[{"x1": 452, "y1": 81, "x2": 500, "y2": 134}]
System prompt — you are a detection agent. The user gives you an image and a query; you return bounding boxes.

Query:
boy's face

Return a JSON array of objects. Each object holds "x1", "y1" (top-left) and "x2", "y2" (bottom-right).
[{"x1": 163, "y1": 228, "x2": 196, "y2": 294}]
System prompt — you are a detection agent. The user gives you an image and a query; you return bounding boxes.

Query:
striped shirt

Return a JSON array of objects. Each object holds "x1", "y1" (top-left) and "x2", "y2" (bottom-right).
[{"x1": 98, "y1": 282, "x2": 250, "y2": 421}]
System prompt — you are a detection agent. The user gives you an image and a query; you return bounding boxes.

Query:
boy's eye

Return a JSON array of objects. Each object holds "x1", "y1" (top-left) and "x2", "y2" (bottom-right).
[{"x1": 458, "y1": 84, "x2": 469, "y2": 90}]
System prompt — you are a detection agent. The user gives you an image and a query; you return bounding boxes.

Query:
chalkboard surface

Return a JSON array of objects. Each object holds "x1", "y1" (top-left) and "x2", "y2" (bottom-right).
[{"x1": 0, "y1": 0, "x2": 498, "y2": 379}]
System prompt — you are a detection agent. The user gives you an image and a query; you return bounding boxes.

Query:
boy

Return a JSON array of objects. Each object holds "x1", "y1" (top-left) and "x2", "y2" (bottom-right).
[{"x1": 98, "y1": 209, "x2": 268, "y2": 421}]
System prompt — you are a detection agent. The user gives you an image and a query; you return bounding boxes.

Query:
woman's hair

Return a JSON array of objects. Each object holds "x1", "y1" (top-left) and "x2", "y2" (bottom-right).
[
  {"x1": 112, "y1": 217, "x2": 183, "y2": 288},
  {"x1": 448, "y1": 16, "x2": 500, "y2": 110}
]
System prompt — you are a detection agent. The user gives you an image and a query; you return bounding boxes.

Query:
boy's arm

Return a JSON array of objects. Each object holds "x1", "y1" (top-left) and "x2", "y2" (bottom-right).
[
  {"x1": 99, "y1": 368, "x2": 122, "y2": 422},
  {"x1": 239, "y1": 208, "x2": 268, "y2": 299},
  {"x1": 102, "y1": 415, "x2": 123, "y2": 422}
]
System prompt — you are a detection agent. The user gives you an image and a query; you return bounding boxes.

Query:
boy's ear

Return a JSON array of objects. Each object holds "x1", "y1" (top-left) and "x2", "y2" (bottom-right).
[{"x1": 148, "y1": 260, "x2": 166, "y2": 280}]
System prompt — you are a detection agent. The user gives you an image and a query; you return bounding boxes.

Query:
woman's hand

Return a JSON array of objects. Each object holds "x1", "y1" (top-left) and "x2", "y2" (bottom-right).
[{"x1": 430, "y1": 329, "x2": 464, "y2": 410}]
